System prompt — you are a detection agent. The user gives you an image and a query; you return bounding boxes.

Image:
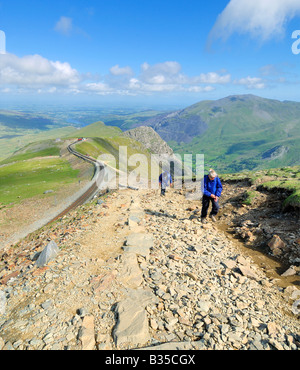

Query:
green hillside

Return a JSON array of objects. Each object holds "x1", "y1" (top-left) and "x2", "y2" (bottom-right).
[
  {"x1": 0, "y1": 139, "x2": 63, "y2": 165},
  {"x1": 0, "y1": 139, "x2": 80, "y2": 206},
  {"x1": 66, "y1": 121, "x2": 122, "y2": 139},
  {"x1": 75, "y1": 136, "x2": 154, "y2": 180},
  {"x1": 0, "y1": 126, "x2": 76, "y2": 161},
  {"x1": 144, "y1": 95, "x2": 300, "y2": 173},
  {"x1": 221, "y1": 166, "x2": 300, "y2": 211}
]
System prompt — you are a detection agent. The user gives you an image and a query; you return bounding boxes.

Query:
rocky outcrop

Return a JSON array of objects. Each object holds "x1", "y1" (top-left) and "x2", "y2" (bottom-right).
[{"x1": 123, "y1": 126, "x2": 174, "y2": 156}]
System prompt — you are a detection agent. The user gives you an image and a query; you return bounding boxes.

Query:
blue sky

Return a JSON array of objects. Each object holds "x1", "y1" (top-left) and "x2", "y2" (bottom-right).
[{"x1": 1, "y1": 0, "x2": 300, "y2": 106}]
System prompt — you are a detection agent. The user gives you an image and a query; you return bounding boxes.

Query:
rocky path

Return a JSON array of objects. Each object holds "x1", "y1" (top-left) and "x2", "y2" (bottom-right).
[{"x1": 0, "y1": 188, "x2": 299, "y2": 350}]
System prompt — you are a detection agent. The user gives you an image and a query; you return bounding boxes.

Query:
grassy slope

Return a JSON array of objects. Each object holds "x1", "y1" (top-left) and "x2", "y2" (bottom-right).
[
  {"x1": 68, "y1": 121, "x2": 157, "y2": 179},
  {"x1": 220, "y1": 166, "x2": 300, "y2": 210},
  {"x1": 0, "y1": 121, "x2": 156, "y2": 206},
  {"x1": 0, "y1": 126, "x2": 75, "y2": 161},
  {"x1": 66, "y1": 121, "x2": 122, "y2": 139},
  {"x1": 168, "y1": 96, "x2": 300, "y2": 173},
  {"x1": 0, "y1": 157, "x2": 79, "y2": 205},
  {"x1": 0, "y1": 138, "x2": 82, "y2": 206},
  {"x1": 75, "y1": 136, "x2": 154, "y2": 180}
]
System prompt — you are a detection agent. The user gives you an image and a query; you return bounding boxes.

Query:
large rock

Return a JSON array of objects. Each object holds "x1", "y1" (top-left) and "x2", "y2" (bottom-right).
[
  {"x1": 35, "y1": 241, "x2": 59, "y2": 267},
  {"x1": 113, "y1": 298, "x2": 150, "y2": 347},
  {"x1": 123, "y1": 233, "x2": 154, "y2": 259},
  {"x1": 125, "y1": 233, "x2": 154, "y2": 249},
  {"x1": 113, "y1": 289, "x2": 157, "y2": 348},
  {"x1": 268, "y1": 235, "x2": 287, "y2": 256}
]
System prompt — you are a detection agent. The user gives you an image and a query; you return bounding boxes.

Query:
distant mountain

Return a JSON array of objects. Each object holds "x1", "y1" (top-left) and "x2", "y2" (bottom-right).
[{"x1": 141, "y1": 95, "x2": 300, "y2": 173}]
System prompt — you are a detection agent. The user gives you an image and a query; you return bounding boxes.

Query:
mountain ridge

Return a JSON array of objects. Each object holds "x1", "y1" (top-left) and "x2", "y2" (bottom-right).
[{"x1": 139, "y1": 94, "x2": 300, "y2": 173}]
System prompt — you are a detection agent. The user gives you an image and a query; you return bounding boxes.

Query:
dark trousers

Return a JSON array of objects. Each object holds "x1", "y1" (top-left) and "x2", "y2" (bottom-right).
[{"x1": 201, "y1": 195, "x2": 220, "y2": 218}]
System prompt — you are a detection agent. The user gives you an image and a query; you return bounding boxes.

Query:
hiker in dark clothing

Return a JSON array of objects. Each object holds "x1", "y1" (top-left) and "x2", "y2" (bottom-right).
[
  {"x1": 159, "y1": 171, "x2": 173, "y2": 196},
  {"x1": 201, "y1": 169, "x2": 223, "y2": 223}
]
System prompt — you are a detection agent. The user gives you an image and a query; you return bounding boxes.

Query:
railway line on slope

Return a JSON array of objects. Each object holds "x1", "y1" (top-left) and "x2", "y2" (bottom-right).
[{"x1": 47, "y1": 142, "x2": 106, "y2": 224}]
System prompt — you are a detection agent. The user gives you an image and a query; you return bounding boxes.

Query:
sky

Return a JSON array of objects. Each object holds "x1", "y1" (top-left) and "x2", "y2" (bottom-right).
[{"x1": 1, "y1": 0, "x2": 300, "y2": 107}]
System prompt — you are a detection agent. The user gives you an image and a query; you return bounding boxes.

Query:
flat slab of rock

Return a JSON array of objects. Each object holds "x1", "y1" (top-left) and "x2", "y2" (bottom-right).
[
  {"x1": 119, "y1": 252, "x2": 143, "y2": 288},
  {"x1": 113, "y1": 289, "x2": 157, "y2": 348},
  {"x1": 113, "y1": 298, "x2": 150, "y2": 348},
  {"x1": 123, "y1": 233, "x2": 154, "y2": 259},
  {"x1": 125, "y1": 233, "x2": 154, "y2": 248},
  {"x1": 238, "y1": 265, "x2": 259, "y2": 280}
]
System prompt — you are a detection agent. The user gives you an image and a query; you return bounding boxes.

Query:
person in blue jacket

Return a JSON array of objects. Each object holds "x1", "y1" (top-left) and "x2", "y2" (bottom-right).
[
  {"x1": 159, "y1": 171, "x2": 173, "y2": 196},
  {"x1": 201, "y1": 169, "x2": 223, "y2": 222}
]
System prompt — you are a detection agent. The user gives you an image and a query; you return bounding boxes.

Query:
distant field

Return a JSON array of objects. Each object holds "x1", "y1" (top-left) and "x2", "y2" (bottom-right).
[
  {"x1": 0, "y1": 126, "x2": 76, "y2": 161},
  {"x1": 0, "y1": 157, "x2": 79, "y2": 205},
  {"x1": 1, "y1": 146, "x2": 61, "y2": 165}
]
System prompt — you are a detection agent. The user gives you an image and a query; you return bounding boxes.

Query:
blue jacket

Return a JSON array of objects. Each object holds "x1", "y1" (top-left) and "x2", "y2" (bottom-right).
[
  {"x1": 159, "y1": 172, "x2": 173, "y2": 188},
  {"x1": 202, "y1": 175, "x2": 223, "y2": 198}
]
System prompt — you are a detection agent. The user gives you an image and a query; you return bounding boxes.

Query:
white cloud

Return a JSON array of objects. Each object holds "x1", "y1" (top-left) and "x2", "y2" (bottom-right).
[
  {"x1": 110, "y1": 65, "x2": 133, "y2": 76},
  {"x1": 0, "y1": 54, "x2": 262, "y2": 96},
  {"x1": 137, "y1": 61, "x2": 230, "y2": 91},
  {"x1": 192, "y1": 72, "x2": 231, "y2": 84},
  {"x1": 209, "y1": 0, "x2": 300, "y2": 43},
  {"x1": 140, "y1": 61, "x2": 182, "y2": 84},
  {"x1": 84, "y1": 82, "x2": 112, "y2": 94},
  {"x1": 54, "y1": 16, "x2": 73, "y2": 36},
  {"x1": 0, "y1": 53, "x2": 80, "y2": 89},
  {"x1": 235, "y1": 76, "x2": 265, "y2": 89}
]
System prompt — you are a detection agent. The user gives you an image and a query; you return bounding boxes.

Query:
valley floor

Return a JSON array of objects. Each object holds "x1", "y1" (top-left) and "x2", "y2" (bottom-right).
[{"x1": 0, "y1": 187, "x2": 299, "y2": 350}]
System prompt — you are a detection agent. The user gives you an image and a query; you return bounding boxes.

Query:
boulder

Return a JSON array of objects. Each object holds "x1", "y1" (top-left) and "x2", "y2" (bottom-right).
[
  {"x1": 35, "y1": 241, "x2": 59, "y2": 268},
  {"x1": 281, "y1": 266, "x2": 297, "y2": 277},
  {"x1": 268, "y1": 235, "x2": 287, "y2": 256}
]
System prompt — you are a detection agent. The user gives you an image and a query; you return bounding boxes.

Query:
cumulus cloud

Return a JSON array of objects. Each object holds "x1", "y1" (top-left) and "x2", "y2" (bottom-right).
[
  {"x1": 140, "y1": 61, "x2": 183, "y2": 85},
  {"x1": 110, "y1": 65, "x2": 133, "y2": 76},
  {"x1": 137, "y1": 61, "x2": 230, "y2": 90},
  {"x1": 0, "y1": 53, "x2": 80, "y2": 89},
  {"x1": 235, "y1": 76, "x2": 265, "y2": 89},
  {"x1": 75, "y1": 61, "x2": 227, "y2": 95},
  {"x1": 192, "y1": 72, "x2": 231, "y2": 84},
  {"x1": 0, "y1": 54, "x2": 263, "y2": 96},
  {"x1": 209, "y1": 0, "x2": 300, "y2": 44}
]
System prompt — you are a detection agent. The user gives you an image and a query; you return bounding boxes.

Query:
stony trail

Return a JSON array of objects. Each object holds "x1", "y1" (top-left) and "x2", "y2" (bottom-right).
[{"x1": 0, "y1": 188, "x2": 299, "y2": 350}]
